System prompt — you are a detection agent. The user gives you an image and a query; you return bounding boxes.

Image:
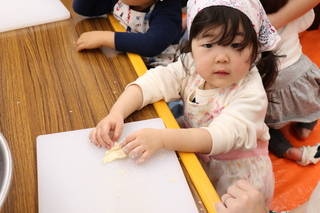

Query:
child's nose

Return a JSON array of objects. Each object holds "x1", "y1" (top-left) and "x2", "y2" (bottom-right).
[{"x1": 215, "y1": 52, "x2": 229, "y2": 63}]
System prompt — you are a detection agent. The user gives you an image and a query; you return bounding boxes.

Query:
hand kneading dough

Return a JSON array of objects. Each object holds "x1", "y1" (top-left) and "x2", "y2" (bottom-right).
[{"x1": 103, "y1": 143, "x2": 127, "y2": 164}]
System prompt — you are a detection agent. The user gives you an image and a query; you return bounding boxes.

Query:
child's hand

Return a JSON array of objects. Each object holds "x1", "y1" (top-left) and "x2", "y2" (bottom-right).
[
  {"x1": 76, "y1": 31, "x2": 114, "y2": 51},
  {"x1": 89, "y1": 112, "x2": 124, "y2": 150},
  {"x1": 119, "y1": 128, "x2": 164, "y2": 165}
]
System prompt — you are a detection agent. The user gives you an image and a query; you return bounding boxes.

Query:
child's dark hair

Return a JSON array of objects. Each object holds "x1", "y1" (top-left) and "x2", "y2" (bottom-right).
[
  {"x1": 180, "y1": 6, "x2": 279, "y2": 90},
  {"x1": 259, "y1": 0, "x2": 288, "y2": 14}
]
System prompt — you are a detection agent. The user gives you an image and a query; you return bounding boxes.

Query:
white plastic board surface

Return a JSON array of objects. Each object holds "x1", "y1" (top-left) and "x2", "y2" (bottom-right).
[
  {"x1": 0, "y1": 0, "x2": 70, "y2": 33},
  {"x1": 37, "y1": 118, "x2": 199, "y2": 213}
]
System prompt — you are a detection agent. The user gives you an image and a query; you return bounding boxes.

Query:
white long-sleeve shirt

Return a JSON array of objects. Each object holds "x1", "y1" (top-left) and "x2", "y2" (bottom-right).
[{"x1": 129, "y1": 53, "x2": 270, "y2": 157}]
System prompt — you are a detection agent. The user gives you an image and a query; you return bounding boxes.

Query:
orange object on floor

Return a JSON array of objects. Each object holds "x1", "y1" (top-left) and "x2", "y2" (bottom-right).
[{"x1": 269, "y1": 28, "x2": 320, "y2": 211}]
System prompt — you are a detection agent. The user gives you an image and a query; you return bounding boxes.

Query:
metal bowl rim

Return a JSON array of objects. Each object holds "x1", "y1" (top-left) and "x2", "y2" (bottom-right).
[{"x1": 0, "y1": 132, "x2": 13, "y2": 208}]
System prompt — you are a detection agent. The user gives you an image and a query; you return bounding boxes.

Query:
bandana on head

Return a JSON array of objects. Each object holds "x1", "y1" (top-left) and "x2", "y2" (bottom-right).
[{"x1": 187, "y1": 0, "x2": 280, "y2": 52}]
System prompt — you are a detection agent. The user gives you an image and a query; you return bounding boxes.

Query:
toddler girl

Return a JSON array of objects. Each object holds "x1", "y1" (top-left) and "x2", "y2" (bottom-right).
[{"x1": 90, "y1": 0, "x2": 280, "y2": 204}]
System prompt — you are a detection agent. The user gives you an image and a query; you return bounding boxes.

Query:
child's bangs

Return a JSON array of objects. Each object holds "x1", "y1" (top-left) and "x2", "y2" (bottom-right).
[{"x1": 193, "y1": 6, "x2": 256, "y2": 51}]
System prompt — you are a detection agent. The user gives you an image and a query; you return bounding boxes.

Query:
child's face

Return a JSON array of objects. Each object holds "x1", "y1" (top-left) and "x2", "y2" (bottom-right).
[{"x1": 191, "y1": 25, "x2": 252, "y2": 90}]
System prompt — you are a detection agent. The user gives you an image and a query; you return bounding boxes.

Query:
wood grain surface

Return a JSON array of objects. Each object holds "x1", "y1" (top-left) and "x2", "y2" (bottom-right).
[
  {"x1": 0, "y1": 1, "x2": 157, "y2": 212},
  {"x1": 0, "y1": 0, "x2": 208, "y2": 212}
]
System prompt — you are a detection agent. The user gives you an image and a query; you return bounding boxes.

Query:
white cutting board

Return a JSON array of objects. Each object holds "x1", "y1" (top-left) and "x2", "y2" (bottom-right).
[
  {"x1": 37, "y1": 118, "x2": 199, "y2": 213},
  {"x1": 0, "y1": 0, "x2": 70, "y2": 33}
]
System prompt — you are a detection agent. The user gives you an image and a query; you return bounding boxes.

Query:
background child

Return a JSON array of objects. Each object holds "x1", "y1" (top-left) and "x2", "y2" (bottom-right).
[
  {"x1": 260, "y1": 0, "x2": 320, "y2": 166},
  {"x1": 72, "y1": 0, "x2": 182, "y2": 67},
  {"x1": 89, "y1": 0, "x2": 280, "y2": 205}
]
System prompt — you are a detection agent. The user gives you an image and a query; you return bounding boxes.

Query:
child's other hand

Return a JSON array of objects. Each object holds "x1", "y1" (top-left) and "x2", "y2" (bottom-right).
[
  {"x1": 119, "y1": 129, "x2": 164, "y2": 165},
  {"x1": 76, "y1": 31, "x2": 112, "y2": 51},
  {"x1": 89, "y1": 113, "x2": 124, "y2": 150}
]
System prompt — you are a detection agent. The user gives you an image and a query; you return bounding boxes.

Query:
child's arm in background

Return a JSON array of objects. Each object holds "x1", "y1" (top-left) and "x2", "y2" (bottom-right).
[
  {"x1": 113, "y1": 0, "x2": 182, "y2": 57},
  {"x1": 74, "y1": 0, "x2": 182, "y2": 57},
  {"x1": 268, "y1": 0, "x2": 320, "y2": 29},
  {"x1": 72, "y1": 0, "x2": 116, "y2": 51},
  {"x1": 76, "y1": 31, "x2": 115, "y2": 51}
]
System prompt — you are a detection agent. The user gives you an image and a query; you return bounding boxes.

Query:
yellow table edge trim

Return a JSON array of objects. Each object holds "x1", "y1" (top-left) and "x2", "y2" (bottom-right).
[{"x1": 108, "y1": 14, "x2": 220, "y2": 213}]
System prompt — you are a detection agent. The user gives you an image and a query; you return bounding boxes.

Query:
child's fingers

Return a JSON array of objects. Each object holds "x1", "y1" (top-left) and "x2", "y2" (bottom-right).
[
  {"x1": 89, "y1": 128, "x2": 104, "y2": 148},
  {"x1": 111, "y1": 125, "x2": 123, "y2": 142},
  {"x1": 121, "y1": 139, "x2": 139, "y2": 155},
  {"x1": 77, "y1": 44, "x2": 85, "y2": 52},
  {"x1": 76, "y1": 41, "x2": 88, "y2": 51},
  {"x1": 76, "y1": 38, "x2": 85, "y2": 51},
  {"x1": 135, "y1": 154, "x2": 148, "y2": 165},
  {"x1": 95, "y1": 126, "x2": 113, "y2": 149},
  {"x1": 134, "y1": 149, "x2": 156, "y2": 165},
  {"x1": 119, "y1": 137, "x2": 146, "y2": 162},
  {"x1": 128, "y1": 144, "x2": 146, "y2": 159},
  {"x1": 118, "y1": 137, "x2": 127, "y2": 148},
  {"x1": 95, "y1": 133, "x2": 110, "y2": 147},
  {"x1": 119, "y1": 131, "x2": 136, "y2": 148},
  {"x1": 89, "y1": 129, "x2": 97, "y2": 144}
]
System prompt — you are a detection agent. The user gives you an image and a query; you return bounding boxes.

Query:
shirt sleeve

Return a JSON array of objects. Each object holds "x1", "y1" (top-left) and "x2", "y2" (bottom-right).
[
  {"x1": 126, "y1": 54, "x2": 193, "y2": 108},
  {"x1": 114, "y1": 0, "x2": 182, "y2": 57},
  {"x1": 72, "y1": 0, "x2": 115, "y2": 16},
  {"x1": 202, "y1": 68, "x2": 270, "y2": 156},
  {"x1": 296, "y1": 9, "x2": 315, "y2": 33}
]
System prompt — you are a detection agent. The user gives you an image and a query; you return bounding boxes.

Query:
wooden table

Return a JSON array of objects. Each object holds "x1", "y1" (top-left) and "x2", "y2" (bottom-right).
[{"x1": 0, "y1": 1, "x2": 218, "y2": 212}]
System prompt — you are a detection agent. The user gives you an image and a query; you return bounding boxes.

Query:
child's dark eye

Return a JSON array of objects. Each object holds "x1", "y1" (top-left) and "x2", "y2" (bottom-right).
[
  {"x1": 203, "y1": 44, "x2": 213, "y2": 48},
  {"x1": 231, "y1": 43, "x2": 241, "y2": 49}
]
